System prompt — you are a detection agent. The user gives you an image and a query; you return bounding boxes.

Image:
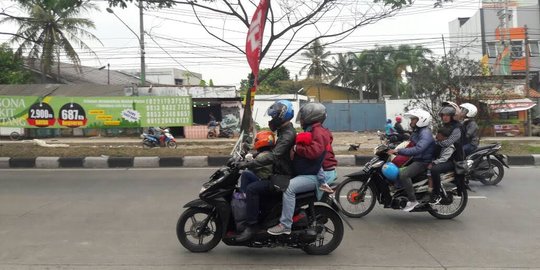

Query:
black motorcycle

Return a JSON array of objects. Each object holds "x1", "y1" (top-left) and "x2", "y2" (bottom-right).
[
  {"x1": 465, "y1": 143, "x2": 508, "y2": 185},
  {"x1": 176, "y1": 149, "x2": 349, "y2": 255},
  {"x1": 335, "y1": 144, "x2": 468, "y2": 220}
]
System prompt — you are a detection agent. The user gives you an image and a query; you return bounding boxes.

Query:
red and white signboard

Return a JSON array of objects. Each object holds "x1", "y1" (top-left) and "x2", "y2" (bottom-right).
[{"x1": 245, "y1": 0, "x2": 269, "y2": 82}]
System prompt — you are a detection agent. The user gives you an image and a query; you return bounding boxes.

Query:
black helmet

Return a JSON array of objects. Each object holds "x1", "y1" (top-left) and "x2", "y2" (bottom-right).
[{"x1": 297, "y1": 102, "x2": 326, "y2": 128}]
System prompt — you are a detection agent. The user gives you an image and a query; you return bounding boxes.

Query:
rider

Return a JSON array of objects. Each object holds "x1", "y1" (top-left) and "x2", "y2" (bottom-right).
[
  {"x1": 387, "y1": 108, "x2": 435, "y2": 212},
  {"x1": 235, "y1": 100, "x2": 297, "y2": 242},
  {"x1": 394, "y1": 116, "x2": 409, "y2": 141},
  {"x1": 267, "y1": 102, "x2": 337, "y2": 235},
  {"x1": 459, "y1": 103, "x2": 480, "y2": 156},
  {"x1": 385, "y1": 119, "x2": 395, "y2": 136},
  {"x1": 437, "y1": 101, "x2": 466, "y2": 192}
]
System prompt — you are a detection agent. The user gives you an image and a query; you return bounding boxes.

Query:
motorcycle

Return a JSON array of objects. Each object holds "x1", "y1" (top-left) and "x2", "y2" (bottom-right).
[
  {"x1": 335, "y1": 143, "x2": 468, "y2": 220},
  {"x1": 141, "y1": 128, "x2": 177, "y2": 149},
  {"x1": 176, "y1": 143, "x2": 350, "y2": 255},
  {"x1": 207, "y1": 122, "x2": 235, "y2": 139},
  {"x1": 465, "y1": 143, "x2": 508, "y2": 185}
]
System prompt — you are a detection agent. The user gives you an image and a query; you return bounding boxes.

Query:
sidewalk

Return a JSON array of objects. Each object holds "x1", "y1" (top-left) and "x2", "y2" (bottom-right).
[{"x1": 2, "y1": 133, "x2": 539, "y2": 145}]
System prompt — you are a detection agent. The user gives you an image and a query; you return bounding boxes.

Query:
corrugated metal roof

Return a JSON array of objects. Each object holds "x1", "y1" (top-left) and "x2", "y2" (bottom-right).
[
  {"x1": 0, "y1": 84, "x2": 128, "y2": 97},
  {"x1": 24, "y1": 61, "x2": 144, "y2": 85}
]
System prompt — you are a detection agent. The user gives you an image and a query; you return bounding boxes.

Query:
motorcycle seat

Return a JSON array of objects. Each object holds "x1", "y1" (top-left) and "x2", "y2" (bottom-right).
[
  {"x1": 472, "y1": 144, "x2": 497, "y2": 153},
  {"x1": 296, "y1": 191, "x2": 317, "y2": 200}
]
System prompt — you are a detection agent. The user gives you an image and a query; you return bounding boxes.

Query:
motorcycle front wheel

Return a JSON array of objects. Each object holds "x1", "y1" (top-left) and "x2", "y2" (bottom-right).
[
  {"x1": 302, "y1": 206, "x2": 344, "y2": 255},
  {"x1": 479, "y1": 158, "x2": 504, "y2": 185},
  {"x1": 335, "y1": 178, "x2": 376, "y2": 218},
  {"x1": 167, "y1": 141, "x2": 177, "y2": 149},
  {"x1": 428, "y1": 188, "x2": 468, "y2": 219},
  {"x1": 176, "y1": 207, "x2": 222, "y2": 252}
]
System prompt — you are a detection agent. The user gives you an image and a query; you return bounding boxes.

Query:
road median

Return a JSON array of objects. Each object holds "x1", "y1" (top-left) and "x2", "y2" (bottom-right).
[{"x1": 0, "y1": 154, "x2": 537, "y2": 168}]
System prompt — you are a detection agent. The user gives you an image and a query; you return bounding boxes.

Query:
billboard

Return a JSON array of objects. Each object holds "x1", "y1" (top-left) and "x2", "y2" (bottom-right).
[{"x1": 0, "y1": 96, "x2": 192, "y2": 128}]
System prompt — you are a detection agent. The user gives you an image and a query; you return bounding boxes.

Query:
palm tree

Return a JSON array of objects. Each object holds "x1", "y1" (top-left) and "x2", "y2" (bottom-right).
[
  {"x1": 1, "y1": 0, "x2": 101, "y2": 80},
  {"x1": 299, "y1": 39, "x2": 332, "y2": 101},
  {"x1": 391, "y1": 45, "x2": 432, "y2": 97},
  {"x1": 329, "y1": 53, "x2": 354, "y2": 87}
]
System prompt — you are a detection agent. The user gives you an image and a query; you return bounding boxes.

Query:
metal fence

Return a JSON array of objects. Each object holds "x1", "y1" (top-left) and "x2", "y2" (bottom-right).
[{"x1": 323, "y1": 102, "x2": 386, "y2": 131}]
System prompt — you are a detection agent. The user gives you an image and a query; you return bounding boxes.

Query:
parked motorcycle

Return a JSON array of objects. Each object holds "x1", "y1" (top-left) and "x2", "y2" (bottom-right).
[
  {"x1": 465, "y1": 143, "x2": 508, "y2": 185},
  {"x1": 207, "y1": 122, "x2": 235, "y2": 139},
  {"x1": 141, "y1": 128, "x2": 177, "y2": 149},
  {"x1": 176, "y1": 145, "x2": 349, "y2": 255},
  {"x1": 335, "y1": 143, "x2": 468, "y2": 220}
]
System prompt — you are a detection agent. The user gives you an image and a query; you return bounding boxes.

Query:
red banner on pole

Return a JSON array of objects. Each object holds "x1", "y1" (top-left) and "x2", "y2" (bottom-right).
[{"x1": 246, "y1": 0, "x2": 269, "y2": 81}]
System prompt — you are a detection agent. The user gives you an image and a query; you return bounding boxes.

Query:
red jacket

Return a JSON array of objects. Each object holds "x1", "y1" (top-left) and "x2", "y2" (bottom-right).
[{"x1": 295, "y1": 123, "x2": 337, "y2": 170}]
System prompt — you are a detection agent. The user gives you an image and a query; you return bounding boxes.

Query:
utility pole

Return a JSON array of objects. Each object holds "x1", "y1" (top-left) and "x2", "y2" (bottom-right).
[
  {"x1": 441, "y1": 34, "x2": 452, "y2": 99},
  {"x1": 138, "y1": 0, "x2": 146, "y2": 85},
  {"x1": 525, "y1": 25, "x2": 532, "y2": 136}
]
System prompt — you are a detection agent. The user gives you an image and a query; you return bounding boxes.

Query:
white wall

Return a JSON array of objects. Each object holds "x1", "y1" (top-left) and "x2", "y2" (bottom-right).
[
  {"x1": 252, "y1": 94, "x2": 309, "y2": 129},
  {"x1": 385, "y1": 99, "x2": 413, "y2": 130}
]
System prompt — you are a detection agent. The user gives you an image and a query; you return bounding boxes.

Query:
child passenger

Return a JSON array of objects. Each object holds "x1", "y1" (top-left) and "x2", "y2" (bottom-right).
[
  {"x1": 238, "y1": 131, "x2": 276, "y2": 194},
  {"x1": 427, "y1": 126, "x2": 456, "y2": 204}
]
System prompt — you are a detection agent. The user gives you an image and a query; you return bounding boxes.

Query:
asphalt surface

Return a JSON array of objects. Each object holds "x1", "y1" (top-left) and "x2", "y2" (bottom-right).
[{"x1": 0, "y1": 167, "x2": 539, "y2": 269}]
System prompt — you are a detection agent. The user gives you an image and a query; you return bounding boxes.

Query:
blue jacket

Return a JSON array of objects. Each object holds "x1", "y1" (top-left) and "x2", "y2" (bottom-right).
[{"x1": 397, "y1": 126, "x2": 435, "y2": 163}]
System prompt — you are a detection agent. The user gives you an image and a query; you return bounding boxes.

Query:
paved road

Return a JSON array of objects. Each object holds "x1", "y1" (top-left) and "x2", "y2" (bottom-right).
[{"x1": 1, "y1": 167, "x2": 539, "y2": 269}]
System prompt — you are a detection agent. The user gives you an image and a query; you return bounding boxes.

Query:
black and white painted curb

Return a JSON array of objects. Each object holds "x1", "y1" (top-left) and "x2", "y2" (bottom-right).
[{"x1": 1, "y1": 154, "x2": 539, "y2": 168}]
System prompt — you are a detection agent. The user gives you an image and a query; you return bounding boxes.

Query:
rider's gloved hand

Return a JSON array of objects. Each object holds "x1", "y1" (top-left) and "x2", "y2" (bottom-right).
[{"x1": 296, "y1": 132, "x2": 312, "y2": 145}]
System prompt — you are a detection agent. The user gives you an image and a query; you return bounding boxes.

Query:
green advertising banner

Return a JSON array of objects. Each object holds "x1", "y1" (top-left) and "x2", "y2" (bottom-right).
[{"x1": 0, "y1": 96, "x2": 192, "y2": 128}]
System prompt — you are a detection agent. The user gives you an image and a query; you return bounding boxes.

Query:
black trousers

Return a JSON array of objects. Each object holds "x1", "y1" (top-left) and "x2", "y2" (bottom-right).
[
  {"x1": 430, "y1": 161, "x2": 454, "y2": 195},
  {"x1": 245, "y1": 180, "x2": 274, "y2": 226}
]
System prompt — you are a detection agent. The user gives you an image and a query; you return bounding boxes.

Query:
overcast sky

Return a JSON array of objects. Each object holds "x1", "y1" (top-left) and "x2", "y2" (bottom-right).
[{"x1": 0, "y1": 0, "x2": 498, "y2": 87}]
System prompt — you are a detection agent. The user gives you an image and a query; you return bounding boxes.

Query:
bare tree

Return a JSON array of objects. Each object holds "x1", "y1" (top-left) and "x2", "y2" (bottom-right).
[
  {"x1": 166, "y1": 0, "x2": 413, "y2": 84},
  {"x1": 407, "y1": 50, "x2": 483, "y2": 127}
]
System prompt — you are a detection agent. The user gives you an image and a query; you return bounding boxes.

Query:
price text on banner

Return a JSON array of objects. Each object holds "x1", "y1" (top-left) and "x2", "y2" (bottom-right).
[{"x1": 0, "y1": 96, "x2": 193, "y2": 128}]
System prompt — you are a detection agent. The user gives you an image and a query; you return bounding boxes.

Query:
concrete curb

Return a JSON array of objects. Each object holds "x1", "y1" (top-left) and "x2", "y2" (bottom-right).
[
  {"x1": 532, "y1": 154, "x2": 540, "y2": 166},
  {"x1": 0, "y1": 157, "x2": 10, "y2": 168},
  {"x1": 36, "y1": 157, "x2": 59, "y2": 168},
  {"x1": 0, "y1": 154, "x2": 538, "y2": 169}
]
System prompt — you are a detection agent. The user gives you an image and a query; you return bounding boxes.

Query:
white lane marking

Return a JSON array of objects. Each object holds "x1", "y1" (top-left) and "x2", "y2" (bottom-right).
[{"x1": 468, "y1": 196, "x2": 487, "y2": 199}]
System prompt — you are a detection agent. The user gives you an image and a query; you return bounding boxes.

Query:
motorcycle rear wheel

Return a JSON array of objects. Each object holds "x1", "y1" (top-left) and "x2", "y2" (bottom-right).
[
  {"x1": 428, "y1": 188, "x2": 468, "y2": 219},
  {"x1": 142, "y1": 138, "x2": 153, "y2": 148},
  {"x1": 302, "y1": 206, "x2": 344, "y2": 255},
  {"x1": 335, "y1": 178, "x2": 376, "y2": 218},
  {"x1": 479, "y1": 158, "x2": 504, "y2": 185},
  {"x1": 9, "y1": 131, "x2": 21, "y2": 141},
  {"x1": 177, "y1": 207, "x2": 222, "y2": 252}
]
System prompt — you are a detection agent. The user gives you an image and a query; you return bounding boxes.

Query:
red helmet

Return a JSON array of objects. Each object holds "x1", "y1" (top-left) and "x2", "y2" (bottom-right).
[
  {"x1": 395, "y1": 116, "x2": 402, "y2": 123},
  {"x1": 254, "y1": 131, "x2": 275, "y2": 150}
]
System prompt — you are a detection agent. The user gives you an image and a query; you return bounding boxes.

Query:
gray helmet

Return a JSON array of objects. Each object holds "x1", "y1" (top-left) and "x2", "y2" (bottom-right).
[{"x1": 297, "y1": 102, "x2": 327, "y2": 127}]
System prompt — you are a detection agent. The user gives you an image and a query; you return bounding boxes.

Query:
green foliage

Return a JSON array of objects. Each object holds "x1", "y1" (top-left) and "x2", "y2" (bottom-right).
[
  {"x1": 300, "y1": 39, "x2": 332, "y2": 81},
  {"x1": 208, "y1": 79, "x2": 214, "y2": 87},
  {"x1": 2, "y1": 0, "x2": 101, "y2": 77},
  {"x1": 0, "y1": 44, "x2": 32, "y2": 84},
  {"x1": 105, "y1": 0, "x2": 175, "y2": 8},
  {"x1": 199, "y1": 80, "x2": 207, "y2": 87},
  {"x1": 326, "y1": 45, "x2": 432, "y2": 99},
  {"x1": 240, "y1": 66, "x2": 293, "y2": 94},
  {"x1": 407, "y1": 50, "x2": 483, "y2": 123}
]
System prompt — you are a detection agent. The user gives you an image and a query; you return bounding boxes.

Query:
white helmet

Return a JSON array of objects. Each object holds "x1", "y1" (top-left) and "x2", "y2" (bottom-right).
[
  {"x1": 459, "y1": 103, "x2": 478, "y2": 118},
  {"x1": 404, "y1": 108, "x2": 432, "y2": 128}
]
